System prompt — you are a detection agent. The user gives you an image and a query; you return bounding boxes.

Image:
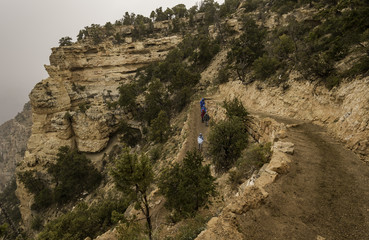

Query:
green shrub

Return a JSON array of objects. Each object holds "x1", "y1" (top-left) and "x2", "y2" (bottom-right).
[
  {"x1": 71, "y1": 83, "x2": 85, "y2": 92},
  {"x1": 217, "y1": 66, "x2": 230, "y2": 84},
  {"x1": 114, "y1": 33, "x2": 125, "y2": 44},
  {"x1": 17, "y1": 170, "x2": 45, "y2": 194},
  {"x1": 149, "y1": 110, "x2": 171, "y2": 143},
  {"x1": 276, "y1": 34, "x2": 295, "y2": 59},
  {"x1": 31, "y1": 215, "x2": 43, "y2": 231},
  {"x1": 172, "y1": 214, "x2": 211, "y2": 240},
  {"x1": 143, "y1": 79, "x2": 169, "y2": 124},
  {"x1": 0, "y1": 223, "x2": 8, "y2": 237},
  {"x1": 270, "y1": 0, "x2": 298, "y2": 14},
  {"x1": 208, "y1": 117, "x2": 248, "y2": 172},
  {"x1": 198, "y1": 0, "x2": 220, "y2": 25},
  {"x1": 324, "y1": 75, "x2": 341, "y2": 90},
  {"x1": 149, "y1": 145, "x2": 162, "y2": 164},
  {"x1": 0, "y1": 178, "x2": 21, "y2": 239},
  {"x1": 47, "y1": 146, "x2": 102, "y2": 204},
  {"x1": 227, "y1": 16, "x2": 266, "y2": 81},
  {"x1": 17, "y1": 171, "x2": 53, "y2": 210},
  {"x1": 117, "y1": 120, "x2": 142, "y2": 147},
  {"x1": 89, "y1": 24, "x2": 104, "y2": 45},
  {"x1": 229, "y1": 143, "x2": 271, "y2": 189},
  {"x1": 158, "y1": 150, "x2": 216, "y2": 218},
  {"x1": 32, "y1": 188, "x2": 53, "y2": 211},
  {"x1": 223, "y1": 98, "x2": 249, "y2": 121},
  {"x1": 252, "y1": 55, "x2": 279, "y2": 80},
  {"x1": 38, "y1": 200, "x2": 127, "y2": 240},
  {"x1": 345, "y1": 56, "x2": 369, "y2": 77},
  {"x1": 302, "y1": 52, "x2": 334, "y2": 78},
  {"x1": 241, "y1": 0, "x2": 259, "y2": 12},
  {"x1": 172, "y1": 86, "x2": 193, "y2": 112},
  {"x1": 78, "y1": 102, "x2": 90, "y2": 113},
  {"x1": 116, "y1": 220, "x2": 145, "y2": 240},
  {"x1": 192, "y1": 35, "x2": 220, "y2": 69},
  {"x1": 19, "y1": 147, "x2": 102, "y2": 210},
  {"x1": 59, "y1": 36, "x2": 73, "y2": 46},
  {"x1": 104, "y1": 22, "x2": 115, "y2": 37}
]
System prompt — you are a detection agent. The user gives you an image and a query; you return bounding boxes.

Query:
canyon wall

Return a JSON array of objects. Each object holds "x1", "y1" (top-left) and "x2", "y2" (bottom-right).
[{"x1": 0, "y1": 103, "x2": 32, "y2": 191}]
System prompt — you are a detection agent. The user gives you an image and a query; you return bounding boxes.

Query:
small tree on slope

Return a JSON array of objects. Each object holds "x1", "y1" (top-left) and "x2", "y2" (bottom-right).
[
  {"x1": 110, "y1": 148, "x2": 154, "y2": 240},
  {"x1": 158, "y1": 150, "x2": 216, "y2": 219}
]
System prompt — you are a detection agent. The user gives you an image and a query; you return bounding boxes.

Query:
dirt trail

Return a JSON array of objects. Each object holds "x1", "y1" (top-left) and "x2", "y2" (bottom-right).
[
  {"x1": 237, "y1": 117, "x2": 369, "y2": 240},
  {"x1": 177, "y1": 100, "x2": 209, "y2": 160}
]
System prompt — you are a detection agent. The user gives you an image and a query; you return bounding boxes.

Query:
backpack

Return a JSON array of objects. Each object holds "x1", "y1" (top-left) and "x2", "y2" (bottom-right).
[{"x1": 204, "y1": 113, "x2": 210, "y2": 121}]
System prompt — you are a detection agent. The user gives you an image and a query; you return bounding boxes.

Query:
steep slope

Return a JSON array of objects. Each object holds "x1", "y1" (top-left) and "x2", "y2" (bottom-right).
[{"x1": 0, "y1": 103, "x2": 32, "y2": 191}]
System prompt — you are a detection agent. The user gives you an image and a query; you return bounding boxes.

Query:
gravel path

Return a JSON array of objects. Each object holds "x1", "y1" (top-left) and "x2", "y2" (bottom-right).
[{"x1": 238, "y1": 121, "x2": 369, "y2": 240}]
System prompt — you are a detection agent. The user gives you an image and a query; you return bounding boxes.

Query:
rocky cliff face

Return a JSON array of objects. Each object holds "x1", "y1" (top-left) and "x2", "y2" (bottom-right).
[
  {"x1": 16, "y1": 36, "x2": 181, "y2": 227},
  {"x1": 0, "y1": 103, "x2": 32, "y2": 192}
]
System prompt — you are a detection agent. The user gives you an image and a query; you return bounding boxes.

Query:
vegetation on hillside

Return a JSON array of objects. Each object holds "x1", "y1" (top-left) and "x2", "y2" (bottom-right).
[
  {"x1": 60, "y1": 0, "x2": 240, "y2": 45},
  {"x1": 158, "y1": 150, "x2": 216, "y2": 220},
  {"x1": 110, "y1": 148, "x2": 154, "y2": 240},
  {"x1": 37, "y1": 0, "x2": 369, "y2": 239},
  {"x1": 229, "y1": 143, "x2": 272, "y2": 190},
  {"x1": 48, "y1": 146, "x2": 102, "y2": 204},
  {"x1": 209, "y1": 98, "x2": 249, "y2": 172},
  {"x1": 248, "y1": 0, "x2": 369, "y2": 87},
  {"x1": 37, "y1": 199, "x2": 128, "y2": 240},
  {"x1": 18, "y1": 146, "x2": 102, "y2": 211},
  {"x1": 59, "y1": 0, "x2": 368, "y2": 86},
  {"x1": 0, "y1": 178, "x2": 23, "y2": 239}
]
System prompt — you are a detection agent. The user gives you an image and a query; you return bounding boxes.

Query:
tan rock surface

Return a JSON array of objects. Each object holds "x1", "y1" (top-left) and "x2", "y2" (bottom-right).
[
  {"x1": 218, "y1": 77, "x2": 369, "y2": 161},
  {"x1": 0, "y1": 103, "x2": 32, "y2": 191}
]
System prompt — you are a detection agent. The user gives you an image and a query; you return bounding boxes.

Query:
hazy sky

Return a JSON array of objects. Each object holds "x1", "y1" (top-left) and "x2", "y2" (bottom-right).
[{"x1": 0, "y1": 0, "x2": 224, "y2": 124}]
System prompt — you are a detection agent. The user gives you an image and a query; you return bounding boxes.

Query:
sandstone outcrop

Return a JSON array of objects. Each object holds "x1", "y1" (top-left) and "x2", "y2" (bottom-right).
[{"x1": 16, "y1": 35, "x2": 181, "y2": 228}]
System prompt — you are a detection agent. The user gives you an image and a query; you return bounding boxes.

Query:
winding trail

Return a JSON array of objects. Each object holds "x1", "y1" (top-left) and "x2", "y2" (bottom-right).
[
  {"x1": 155, "y1": 99, "x2": 369, "y2": 239},
  {"x1": 237, "y1": 117, "x2": 369, "y2": 239},
  {"x1": 176, "y1": 100, "x2": 209, "y2": 161}
]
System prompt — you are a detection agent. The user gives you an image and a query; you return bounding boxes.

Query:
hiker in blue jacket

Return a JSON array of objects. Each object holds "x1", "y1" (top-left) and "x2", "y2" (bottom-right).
[{"x1": 200, "y1": 98, "x2": 205, "y2": 109}]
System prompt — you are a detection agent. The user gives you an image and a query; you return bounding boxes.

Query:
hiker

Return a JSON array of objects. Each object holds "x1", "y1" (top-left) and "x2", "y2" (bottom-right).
[
  {"x1": 203, "y1": 112, "x2": 210, "y2": 126},
  {"x1": 197, "y1": 133, "x2": 204, "y2": 151},
  {"x1": 200, "y1": 98, "x2": 205, "y2": 109},
  {"x1": 201, "y1": 106, "x2": 207, "y2": 123}
]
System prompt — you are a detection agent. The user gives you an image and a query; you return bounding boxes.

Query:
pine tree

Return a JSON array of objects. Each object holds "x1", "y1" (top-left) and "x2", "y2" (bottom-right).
[
  {"x1": 149, "y1": 110, "x2": 170, "y2": 143},
  {"x1": 208, "y1": 117, "x2": 248, "y2": 172},
  {"x1": 111, "y1": 148, "x2": 154, "y2": 240},
  {"x1": 158, "y1": 150, "x2": 216, "y2": 218}
]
